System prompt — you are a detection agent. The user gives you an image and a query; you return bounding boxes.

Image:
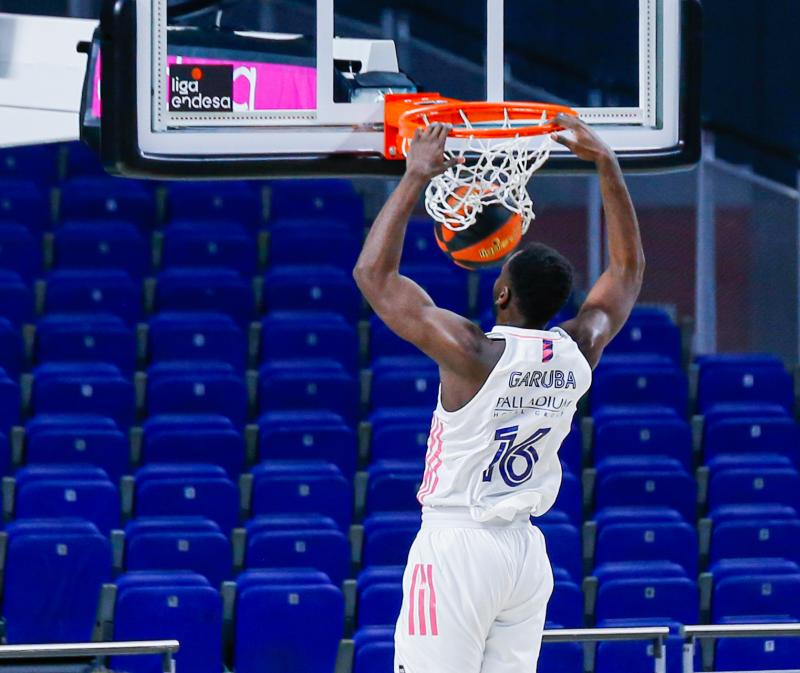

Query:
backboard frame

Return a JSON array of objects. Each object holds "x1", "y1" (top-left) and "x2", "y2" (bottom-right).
[{"x1": 95, "y1": 0, "x2": 701, "y2": 178}]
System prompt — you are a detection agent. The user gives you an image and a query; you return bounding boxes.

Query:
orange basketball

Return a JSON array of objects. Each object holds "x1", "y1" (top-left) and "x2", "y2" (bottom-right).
[{"x1": 434, "y1": 187, "x2": 523, "y2": 270}]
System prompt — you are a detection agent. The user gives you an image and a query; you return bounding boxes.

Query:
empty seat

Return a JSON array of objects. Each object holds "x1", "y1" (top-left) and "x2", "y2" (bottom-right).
[
  {"x1": 367, "y1": 461, "x2": 422, "y2": 514},
  {"x1": 713, "y1": 574, "x2": 800, "y2": 621},
  {"x1": 371, "y1": 359, "x2": 439, "y2": 411},
  {"x1": 0, "y1": 318, "x2": 23, "y2": 378},
  {"x1": 60, "y1": 178, "x2": 154, "y2": 228},
  {"x1": 595, "y1": 417, "x2": 692, "y2": 470},
  {"x1": 64, "y1": 141, "x2": 105, "y2": 178},
  {"x1": 711, "y1": 519, "x2": 800, "y2": 565},
  {"x1": 251, "y1": 460, "x2": 352, "y2": 530},
  {"x1": 0, "y1": 368, "x2": 19, "y2": 430},
  {"x1": 36, "y1": 313, "x2": 136, "y2": 374},
  {"x1": 157, "y1": 268, "x2": 254, "y2": 325},
  {"x1": 594, "y1": 522, "x2": 698, "y2": 577},
  {"x1": 539, "y1": 641, "x2": 583, "y2": 673},
  {"x1": 235, "y1": 576, "x2": 344, "y2": 673},
  {"x1": 269, "y1": 219, "x2": 360, "y2": 269},
  {"x1": 135, "y1": 464, "x2": 239, "y2": 532},
  {"x1": 0, "y1": 145, "x2": 58, "y2": 183},
  {"x1": 705, "y1": 416, "x2": 800, "y2": 465},
  {"x1": 147, "y1": 361, "x2": 248, "y2": 427},
  {"x1": 363, "y1": 512, "x2": 421, "y2": 567},
  {"x1": 605, "y1": 316, "x2": 682, "y2": 364},
  {"x1": 261, "y1": 312, "x2": 358, "y2": 372},
  {"x1": 257, "y1": 410, "x2": 357, "y2": 479},
  {"x1": 113, "y1": 571, "x2": 223, "y2": 673},
  {"x1": 716, "y1": 617, "x2": 800, "y2": 672},
  {"x1": 0, "y1": 271, "x2": 33, "y2": 326},
  {"x1": 593, "y1": 506, "x2": 684, "y2": 532},
  {"x1": 551, "y1": 470, "x2": 582, "y2": 524},
  {"x1": 45, "y1": 269, "x2": 141, "y2": 324},
  {"x1": 125, "y1": 517, "x2": 232, "y2": 587},
  {"x1": 709, "y1": 468, "x2": 800, "y2": 511},
  {"x1": 540, "y1": 523, "x2": 582, "y2": 583},
  {"x1": 595, "y1": 618, "x2": 686, "y2": 673},
  {"x1": 370, "y1": 316, "x2": 420, "y2": 360},
  {"x1": 3, "y1": 520, "x2": 111, "y2": 642},
  {"x1": 14, "y1": 464, "x2": 119, "y2": 533},
  {"x1": 142, "y1": 414, "x2": 245, "y2": 478},
  {"x1": 697, "y1": 358, "x2": 793, "y2": 414},
  {"x1": 263, "y1": 266, "x2": 361, "y2": 322},
  {"x1": 259, "y1": 360, "x2": 359, "y2": 425},
  {"x1": 595, "y1": 470, "x2": 696, "y2": 522},
  {"x1": 709, "y1": 558, "x2": 800, "y2": 583},
  {"x1": 55, "y1": 221, "x2": 149, "y2": 278},
  {"x1": 162, "y1": 221, "x2": 256, "y2": 276},
  {"x1": 148, "y1": 312, "x2": 246, "y2": 370},
  {"x1": 591, "y1": 366, "x2": 688, "y2": 415},
  {"x1": 269, "y1": 180, "x2": 363, "y2": 228},
  {"x1": 401, "y1": 265, "x2": 469, "y2": 315},
  {"x1": 0, "y1": 179, "x2": 50, "y2": 232},
  {"x1": 32, "y1": 362, "x2": 135, "y2": 427},
  {"x1": 595, "y1": 577, "x2": 699, "y2": 624},
  {"x1": 0, "y1": 223, "x2": 40, "y2": 283},
  {"x1": 168, "y1": 181, "x2": 262, "y2": 228},
  {"x1": 546, "y1": 580, "x2": 583, "y2": 628},
  {"x1": 370, "y1": 410, "x2": 432, "y2": 464},
  {"x1": 357, "y1": 566, "x2": 404, "y2": 627}
]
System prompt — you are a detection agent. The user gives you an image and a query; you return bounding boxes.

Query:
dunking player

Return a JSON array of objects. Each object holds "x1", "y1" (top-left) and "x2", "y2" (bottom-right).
[{"x1": 353, "y1": 115, "x2": 645, "y2": 673}]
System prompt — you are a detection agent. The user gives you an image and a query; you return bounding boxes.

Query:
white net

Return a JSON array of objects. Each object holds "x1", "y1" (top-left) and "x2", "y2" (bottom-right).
[{"x1": 402, "y1": 109, "x2": 555, "y2": 233}]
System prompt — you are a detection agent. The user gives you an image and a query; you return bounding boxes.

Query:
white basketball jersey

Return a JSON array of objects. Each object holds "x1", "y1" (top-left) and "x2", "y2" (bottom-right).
[{"x1": 417, "y1": 325, "x2": 592, "y2": 522}]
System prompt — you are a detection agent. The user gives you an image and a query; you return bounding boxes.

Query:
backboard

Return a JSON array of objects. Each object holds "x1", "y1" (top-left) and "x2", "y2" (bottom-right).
[{"x1": 86, "y1": 0, "x2": 701, "y2": 178}]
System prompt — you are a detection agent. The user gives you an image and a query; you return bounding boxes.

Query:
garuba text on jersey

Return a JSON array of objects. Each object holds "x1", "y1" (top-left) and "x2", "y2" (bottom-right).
[{"x1": 507, "y1": 369, "x2": 578, "y2": 389}]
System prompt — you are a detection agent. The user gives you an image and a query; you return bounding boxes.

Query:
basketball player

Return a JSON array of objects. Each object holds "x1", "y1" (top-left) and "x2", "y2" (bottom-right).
[{"x1": 353, "y1": 114, "x2": 645, "y2": 673}]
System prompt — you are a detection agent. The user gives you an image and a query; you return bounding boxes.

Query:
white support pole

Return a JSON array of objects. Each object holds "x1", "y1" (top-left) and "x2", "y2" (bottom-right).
[
  {"x1": 694, "y1": 131, "x2": 717, "y2": 354},
  {"x1": 486, "y1": 0, "x2": 504, "y2": 102}
]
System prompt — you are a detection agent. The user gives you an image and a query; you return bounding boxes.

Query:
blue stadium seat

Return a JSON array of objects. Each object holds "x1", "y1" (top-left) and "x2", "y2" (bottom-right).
[
  {"x1": 594, "y1": 522, "x2": 698, "y2": 577},
  {"x1": 3, "y1": 520, "x2": 111, "y2": 643},
  {"x1": 0, "y1": 180, "x2": 50, "y2": 232},
  {"x1": 257, "y1": 410, "x2": 357, "y2": 479},
  {"x1": 697, "y1": 357, "x2": 794, "y2": 414},
  {"x1": 715, "y1": 616, "x2": 800, "y2": 671},
  {"x1": 269, "y1": 219, "x2": 361, "y2": 270},
  {"x1": 593, "y1": 561, "x2": 688, "y2": 583},
  {"x1": 401, "y1": 265, "x2": 469, "y2": 315},
  {"x1": 0, "y1": 318, "x2": 23, "y2": 378},
  {"x1": 709, "y1": 558, "x2": 800, "y2": 584},
  {"x1": 245, "y1": 514, "x2": 339, "y2": 535},
  {"x1": 402, "y1": 218, "x2": 449, "y2": 266},
  {"x1": 595, "y1": 578, "x2": 699, "y2": 624},
  {"x1": 269, "y1": 180, "x2": 363, "y2": 229},
  {"x1": 358, "y1": 566, "x2": 403, "y2": 627},
  {"x1": 596, "y1": 456, "x2": 686, "y2": 479},
  {"x1": 595, "y1": 418, "x2": 692, "y2": 470},
  {"x1": 45, "y1": 270, "x2": 141, "y2": 324},
  {"x1": 263, "y1": 265, "x2": 361, "y2": 322},
  {"x1": 595, "y1": 618, "x2": 687, "y2": 673},
  {"x1": 711, "y1": 519, "x2": 800, "y2": 564},
  {"x1": 236, "y1": 567, "x2": 333, "y2": 590},
  {"x1": 162, "y1": 221, "x2": 256, "y2": 276},
  {"x1": 0, "y1": 145, "x2": 59, "y2": 183},
  {"x1": 251, "y1": 460, "x2": 352, "y2": 530},
  {"x1": 259, "y1": 359, "x2": 359, "y2": 425},
  {"x1": 355, "y1": 636, "x2": 395, "y2": 673},
  {"x1": 32, "y1": 362, "x2": 135, "y2": 427},
  {"x1": 14, "y1": 464, "x2": 119, "y2": 533},
  {"x1": 149, "y1": 312, "x2": 246, "y2": 370},
  {"x1": 235, "y1": 579, "x2": 344, "y2": 673},
  {"x1": 147, "y1": 361, "x2": 248, "y2": 427},
  {"x1": 0, "y1": 368, "x2": 19, "y2": 430},
  {"x1": 64, "y1": 142, "x2": 105, "y2": 178},
  {"x1": 60, "y1": 178, "x2": 155, "y2": 228},
  {"x1": 595, "y1": 470, "x2": 696, "y2": 522},
  {"x1": 142, "y1": 414, "x2": 245, "y2": 478},
  {"x1": 605, "y1": 314, "x2": 682, "y2": 364},
  {"x1": 713, "y1": 574, "x2": 800, "y2": 621},
  {"x1": 156, "y1": 268, "x2": 254, "y2": 325},
  {"x1": 245, "y1": 525, "x2": 350, "y2": 586},
  {"x1": 36, "y1": 313, "x2": 136, "y2": 374},
  {"x1": 0, "y1": 270, "x2": 34, "y2": 325},
  {"x1": 135, "y1": 464, "x2": 239, "y2": 531},
  {"x1": 591, "y1": 366, "x2": 688, "y2": 415},
  {"x1": 539, "y1": 641, "x2": 583, "y2": 673},
  {"x1": 0, "y1": 223, "x2": 40, "y2": 283},
  {"x1": 709, "y1": 504, "x2": 798, "y2": 524},
  {"x1": 371, "y1": 360, "x2": 439, "y2": 411},
  {"x1": 125, "y1": 517, "x2": 232, "y2": 587},
  {"x1": 593, "y1": 506, "x2": 684, "y2": 532},
  {"x1": 705, "y1": 416, "x2": 800, "y2": 466},
  {"x1": 262, "y1": 312, "x2": 359, "y2": 373},
  {"x1": 539, "y1": 523, "x2": 582, "y2": 583},
  {"x1": 167, "y1": 181, "x2": 262, "y2": 228},
  {"x1": 706, "y1": 454, "x2": 794, "y2": 479},
  {"x1": 367, "y1": 461, "x2": 422, "y2": 514},
  {"x1": 546, "y1": 580, "x2": 583, "y2": 628},
  {"x1": 551, "y1": 470, "x2": 582, "y2": 524},
  {"x1": 363, "y1": 512, "x2": 421, "y2": 566},
  {"x1": 370, "y1": 316, "x2": 421, "y2": 360},
  {"x1": 112, "y1": 572, "x2": 223, "y2": 673},
  {"x1": 55, "y1": 221, "x2": 149, "y2": 278},
  {"x1": 709, "y1": 468, "x2": 800, "y2": 511},
  {"x1": 370, "y1": 411, "x2": 432, "y2": 464}
]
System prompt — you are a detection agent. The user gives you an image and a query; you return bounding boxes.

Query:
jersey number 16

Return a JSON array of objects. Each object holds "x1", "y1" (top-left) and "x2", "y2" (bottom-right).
[{"x1": 482, "y1": 426, "x2": 551, "y2": 488}]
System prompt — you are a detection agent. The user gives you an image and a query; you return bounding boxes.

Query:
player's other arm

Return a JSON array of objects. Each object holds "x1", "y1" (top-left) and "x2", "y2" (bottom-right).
[
  {"x1": 554, "y1": 115, "x2": 646, "y2": 369},
  {"x1": 353, "y1": 124, "x2": 488, "y2": 374}
]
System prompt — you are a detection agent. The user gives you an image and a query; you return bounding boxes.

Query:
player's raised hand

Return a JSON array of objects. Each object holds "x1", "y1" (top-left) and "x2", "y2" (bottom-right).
[
  {"x1": 406, "y1": 123, "x2": 463, "y2": 180},
  {"x1": 551, "y1": 113, "x2": 615, "y2": 164}
]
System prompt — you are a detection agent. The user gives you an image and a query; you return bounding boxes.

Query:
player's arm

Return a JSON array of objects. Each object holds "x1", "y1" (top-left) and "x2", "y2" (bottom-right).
[
  {"x1": 353, "y1": 124, "x2": 489, "y2": 374},
  {"x1": 554, "y1": 114, "x2": 646, "y2": 369}
]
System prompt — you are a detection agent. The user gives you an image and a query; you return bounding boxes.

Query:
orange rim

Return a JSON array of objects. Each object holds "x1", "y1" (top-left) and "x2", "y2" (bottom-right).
[{"x1": 397, "y1": 101, "x2": 578, "y2": 140}]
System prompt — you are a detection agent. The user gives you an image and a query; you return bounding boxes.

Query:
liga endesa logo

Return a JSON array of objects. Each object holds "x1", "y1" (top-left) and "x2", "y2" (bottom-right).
[{"x1": 169, "y1": 64, "x2": 233, "y2": 112}]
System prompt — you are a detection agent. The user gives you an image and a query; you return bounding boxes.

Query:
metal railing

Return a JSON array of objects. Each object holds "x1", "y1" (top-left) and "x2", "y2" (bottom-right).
[
  {"x1": 683, "y1": 625, "x2": 800, "y2": 673},
  {"x1": 0, "y1": 640, "x2": 180, "y2": 673}
]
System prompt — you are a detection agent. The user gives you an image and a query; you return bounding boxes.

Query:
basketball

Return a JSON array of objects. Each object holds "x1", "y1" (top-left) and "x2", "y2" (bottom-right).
[{"x1": 434, "y1": 187, "x2": 524, "y2": 270}]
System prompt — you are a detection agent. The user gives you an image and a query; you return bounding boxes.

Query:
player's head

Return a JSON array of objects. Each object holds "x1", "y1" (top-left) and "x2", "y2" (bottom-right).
[{"x1": 493, "y1": 242, "x2": 574, "y2": 329}]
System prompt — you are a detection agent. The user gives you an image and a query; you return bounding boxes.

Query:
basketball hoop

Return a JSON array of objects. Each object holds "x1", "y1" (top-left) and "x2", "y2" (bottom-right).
[{"x1": 384, "y1": 96, "x2": 578, "y2": 233}]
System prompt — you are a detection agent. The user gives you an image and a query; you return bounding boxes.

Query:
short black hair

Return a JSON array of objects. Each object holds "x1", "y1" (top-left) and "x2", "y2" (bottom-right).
[{"x1": 507, "y1": 242, "x2": 574, "y2": 328}]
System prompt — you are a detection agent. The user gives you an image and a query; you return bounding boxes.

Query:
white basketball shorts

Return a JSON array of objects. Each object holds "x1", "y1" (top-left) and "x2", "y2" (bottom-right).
[{"x1": 393, "y1": 508, "x2": 554, "y2": 673}]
